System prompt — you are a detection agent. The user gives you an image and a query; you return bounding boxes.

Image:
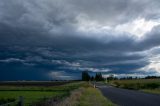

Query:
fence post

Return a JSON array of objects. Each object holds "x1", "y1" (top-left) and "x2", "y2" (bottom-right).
[
  {"x1": 18, "y1": 96, "x2": 24, "y2": 106},
  {"x1": 94, "y1": 84, "x2": 96, "y2": 88},
  {"x1": 94, "y1": 81, "x2": 96, "y2": 88}
]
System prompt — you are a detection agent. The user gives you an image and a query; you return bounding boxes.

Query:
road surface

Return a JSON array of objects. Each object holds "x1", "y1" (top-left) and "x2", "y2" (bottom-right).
[{"x1": 94, "y1": 82, "x2": 160, "y2": 106}]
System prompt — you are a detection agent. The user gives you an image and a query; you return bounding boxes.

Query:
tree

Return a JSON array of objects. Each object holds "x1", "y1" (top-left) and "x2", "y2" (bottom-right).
[
  {"x1": 90, "y1": 76, "x2": 94, "y2": 81},
  {"x1": 82, "y1": 71, "x2": 90, "y2": 81},
  {"x1": 107, "y1": 74, "x2": 114, "y2": 81},
  {"x1": 95, "y1": 72, "x2": 104, "y2": 81}
]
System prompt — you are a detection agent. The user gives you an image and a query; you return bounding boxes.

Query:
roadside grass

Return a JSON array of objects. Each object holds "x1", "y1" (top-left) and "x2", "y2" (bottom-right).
[
  {"x1": 47, "y1": 84, "x2": 116, "y2": 106},
  {"x1": 0, "y1": 81, "x2": 87, "y2": 105},
  {"x1": 78, "y1": 87, "x2": 116, "y2": 106},
  {"x1": 109, "y1": 79, "x2": 160, "y2": 90},
  {"x1": 141, "y1": 89, "x2": 160, "y2": 94},
  {"x1": 55, "y1": 87, "x2": 85, "y2": 106},
  {"x1": 108, "y1": 79, "x2": 160, "y2": 95}
]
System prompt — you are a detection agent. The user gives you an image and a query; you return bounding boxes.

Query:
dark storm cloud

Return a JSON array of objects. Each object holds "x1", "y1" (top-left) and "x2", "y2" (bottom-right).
[
  {"x1": 0, "y1": 0, "x2": 160, "y2": 80},
  {"x1": 1, "y1": 0, "x2": 160, "y2": 28},
  {"x1": 138, "y1": 25, "x2": 160, "y2": 50}
]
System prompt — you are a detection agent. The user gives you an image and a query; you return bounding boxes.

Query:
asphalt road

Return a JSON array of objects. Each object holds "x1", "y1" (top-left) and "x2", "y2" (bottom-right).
[{"x1": 94, "y1": 82, "x2": 160, "y2": 106}]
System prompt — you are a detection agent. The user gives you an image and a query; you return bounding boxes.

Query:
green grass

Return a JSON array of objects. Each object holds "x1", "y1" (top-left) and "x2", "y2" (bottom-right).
[
  {"x1": 0, "y1": 91, "x2": 65, "y2": 105},
  {"x1": 0, "y1": 81, "x2": 87, "y2": 106},
  {"x1": 78, "y1": 87, "x2": 116, "y2": 106}
]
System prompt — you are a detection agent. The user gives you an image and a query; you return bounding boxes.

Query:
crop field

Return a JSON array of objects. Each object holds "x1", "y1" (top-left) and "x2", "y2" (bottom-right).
[
  {"x1": 109, "y1": 79, "x2": 160, "y2": 94},
  {"x1": 0, "y1": 81, "x2": 87, "y2": 106}
]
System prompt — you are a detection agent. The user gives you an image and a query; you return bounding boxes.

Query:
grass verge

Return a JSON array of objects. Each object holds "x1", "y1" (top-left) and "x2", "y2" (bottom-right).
[
  {"x1": 109, "y1": 79, "x2": 160, "y2": 90},
  {"x1": 141, "y1": 89, "x2": 160, "y2": 94},
  {"x1": 78, "y1": 87, "x2": 115, "y2": 106},
  {"x1": 108, "y1": 79, "x2": 160, "y2": 95}
]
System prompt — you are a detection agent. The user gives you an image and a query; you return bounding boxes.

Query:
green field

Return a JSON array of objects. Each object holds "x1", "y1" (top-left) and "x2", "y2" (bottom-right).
[
  {"x1": 109, "y1": 79, "x2": 160, "y2": 94},
  {"x1": 0, "y1": 82, "x2": 87, "y2": 106},
  {"x1": 0, "y1": 91, "x2": 64, "y2": 105}
]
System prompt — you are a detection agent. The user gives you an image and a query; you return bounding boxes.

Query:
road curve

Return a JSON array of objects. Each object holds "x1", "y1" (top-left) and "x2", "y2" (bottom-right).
[{"x1": 94, "y1": 82, "x2": 160, "y2": 106}]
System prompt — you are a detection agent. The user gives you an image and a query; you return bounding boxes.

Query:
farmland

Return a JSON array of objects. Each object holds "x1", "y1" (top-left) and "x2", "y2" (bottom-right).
[
  {"x1": 108, "y1": 79, "x2": 160, "y2": 94},
  {"x1": 0, "y1": 81, "x2": 88, "y2": 105}
]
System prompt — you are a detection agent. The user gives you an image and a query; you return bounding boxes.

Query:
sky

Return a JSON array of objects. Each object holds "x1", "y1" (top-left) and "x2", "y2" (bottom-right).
[{"x1": 0, "y1": 0, "x2": 160, "y2": 80}]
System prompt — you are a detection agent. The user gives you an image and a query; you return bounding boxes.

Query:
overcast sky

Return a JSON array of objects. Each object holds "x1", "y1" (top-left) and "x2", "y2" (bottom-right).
[{"x1": 0, "y1": 0, "x2": 160, "y2": 80}]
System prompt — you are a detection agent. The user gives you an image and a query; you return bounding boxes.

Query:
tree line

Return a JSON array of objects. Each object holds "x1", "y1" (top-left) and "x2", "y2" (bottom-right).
[
  {"x1": 81, "y1": 71, "x2": 105, "y2": 81},
  {"x1": 82, "y1": 71, "x2": 160, "y2": 82}
]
